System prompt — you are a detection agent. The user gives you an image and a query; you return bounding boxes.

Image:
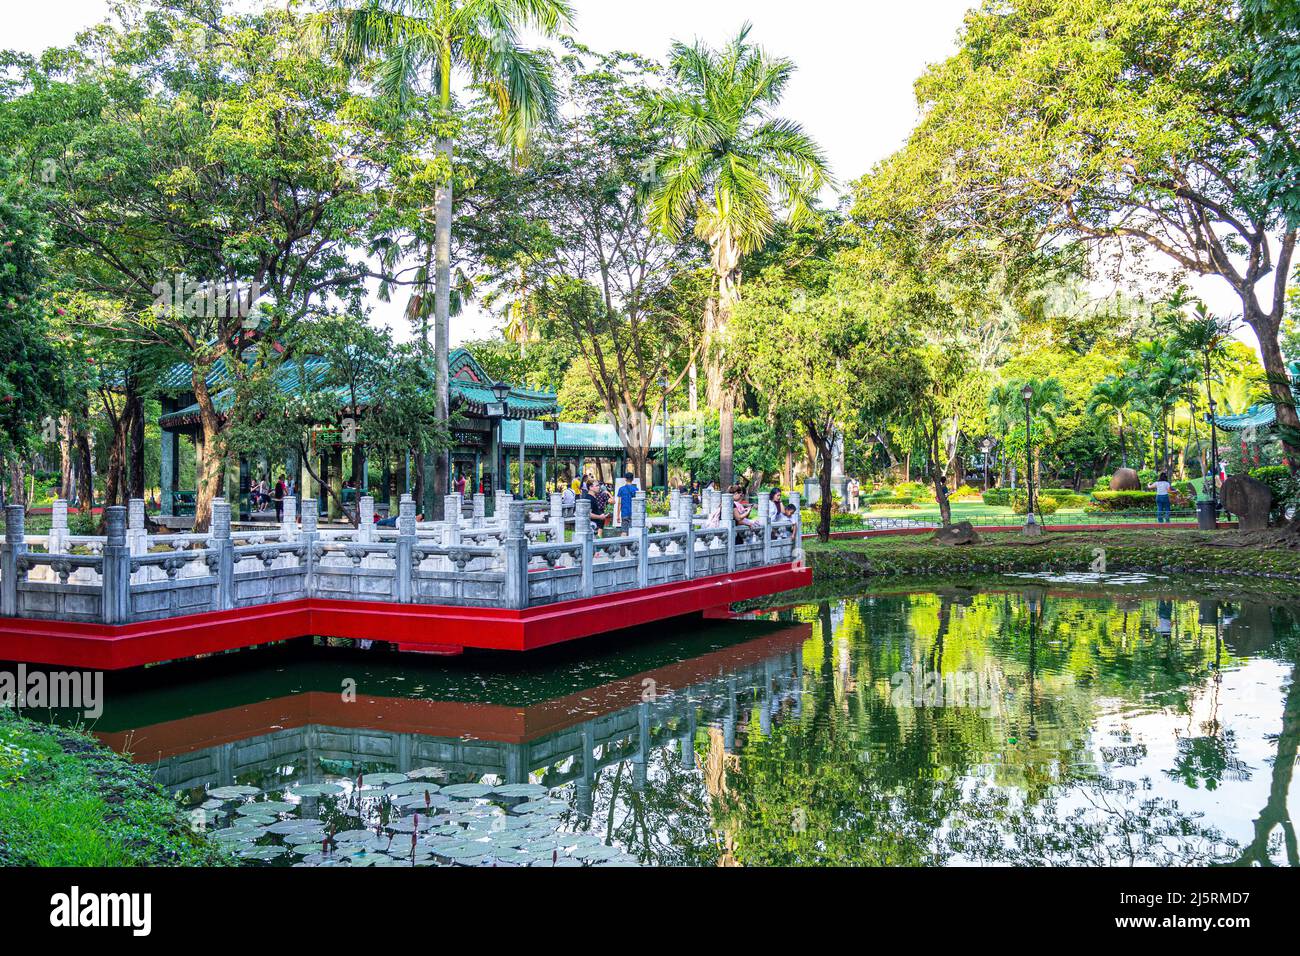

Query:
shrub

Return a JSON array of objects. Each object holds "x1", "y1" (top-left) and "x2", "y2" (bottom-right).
[
  {"x1": 1012, "y1": 492, "x2": 1059, "y2": 515},
  {"x1": 950, "y1": 484, "x2": 983, "y2": 500},
  {"x1": 982, "y1": 488, "x2": 1014, "y2": 507},
  {"x1": 1249, "y1": 466, "x2": 1300, "y2": 522},
  {"x1": 1086, "y1": 488, "x2": 1191, "y2": 513}
]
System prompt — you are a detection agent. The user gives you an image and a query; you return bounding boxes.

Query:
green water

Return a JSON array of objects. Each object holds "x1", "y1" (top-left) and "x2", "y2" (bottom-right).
[{"x1": 47, "y1": 575, "x2": 1300, "y2": 866}]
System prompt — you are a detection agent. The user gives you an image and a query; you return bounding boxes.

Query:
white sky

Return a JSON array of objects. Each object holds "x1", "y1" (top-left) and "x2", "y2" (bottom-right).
[{"x1": 3, "y1": 0, "x2": 1263, "y2": 353}]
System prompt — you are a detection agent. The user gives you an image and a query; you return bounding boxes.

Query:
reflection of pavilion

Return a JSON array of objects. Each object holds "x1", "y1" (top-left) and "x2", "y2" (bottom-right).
[{"x1": 98, "y1": 624, "x2": 810, "y2": 814}]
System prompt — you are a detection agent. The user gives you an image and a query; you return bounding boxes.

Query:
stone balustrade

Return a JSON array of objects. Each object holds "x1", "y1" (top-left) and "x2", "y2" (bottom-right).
[{"x1": 1, "y1": 490, "x2": 802, "y2": 625}]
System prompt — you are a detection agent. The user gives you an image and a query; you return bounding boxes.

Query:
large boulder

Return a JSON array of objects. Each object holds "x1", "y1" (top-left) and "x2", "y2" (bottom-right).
[
  {"x1": 1109, "y1": 468, "x2": 1141, "y2": 491},
  {"x1": 933, "y1": 520, "x2": 980, "y2": 546},
  {"x1": 1221, "y1": 475, "x2": 1273, "y2": 532}
]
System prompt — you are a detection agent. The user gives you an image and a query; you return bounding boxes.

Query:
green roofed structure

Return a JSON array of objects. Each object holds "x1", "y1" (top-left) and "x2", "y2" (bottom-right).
[
  {"x1": 157, "y1": 348, "x2": 561, "y2": 523},
  {"x1": 1211, "y1": 361, "x2": 1300, "y2": 435}
]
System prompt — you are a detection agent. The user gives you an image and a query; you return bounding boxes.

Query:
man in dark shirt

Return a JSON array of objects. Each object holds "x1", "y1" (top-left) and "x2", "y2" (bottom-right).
[
  {"x1": 583, "y1": 480, "x2": 611, "y2": 534},
  {"x1": 616, "y1": 472, "x2": 638, "y2": 526}
]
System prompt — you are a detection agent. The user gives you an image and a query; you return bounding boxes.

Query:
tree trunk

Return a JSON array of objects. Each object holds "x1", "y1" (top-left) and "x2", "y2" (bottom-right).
[
  {"x1": 127, "y1": 389, "x2": 145, "y2": 501},
  {"x1": 75, "y1": 429, "x2": 94, "y2": 512},
  {"x1": 59, "y1": 414, "x2": 73, "y2": 500},
  {"x1": 719, "y1": 388, "x2": 735, "y2": 489},
  {"x1": 814, "y1": 433, "x2": 834, "y2": 543},
  {"x1": 431, "y1": 132, "x2": 453, "y2": 520},
  {"x1": 1246, "y1": 301, "x2": 1300, "y2": 474},
  {"x1": 192, "y1": 372, "x2": 224, "y2": 534}
]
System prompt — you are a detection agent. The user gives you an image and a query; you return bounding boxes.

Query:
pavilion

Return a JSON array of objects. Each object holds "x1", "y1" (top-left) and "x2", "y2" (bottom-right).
[
  {"x1": 157, "y1": 348, "x2": 560, "y2": 523},
  {"x1": 157, "y1": 348, "x2": 666, "y2": 524},
  {"x1": 1211, "y1": 360, "x2": 1300, "y2": 460}
]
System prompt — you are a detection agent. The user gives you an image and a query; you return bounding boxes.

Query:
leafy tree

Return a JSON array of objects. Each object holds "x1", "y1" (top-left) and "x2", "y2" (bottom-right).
[
  {"x1": 1088, "y1": 376, "x2": 1140, "y2": 468},
  {"x1": 884, "y1": 0, "x2": 1300, "y2": 472},
  {"x1": 646, "y1": 24, "x2": 830, "y2": 488},
  {"x1": 1, "y1": 2, "x2": 401, "y2": 530},
  {"x1": 0, "y1": 164, "x2": 65, "y2": 500},
  {"x1": 311, "y1": 0, "x2": 573, "y2": 517}
]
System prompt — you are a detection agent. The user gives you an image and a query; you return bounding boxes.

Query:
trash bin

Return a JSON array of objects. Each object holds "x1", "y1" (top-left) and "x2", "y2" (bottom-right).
[{"x1": 1196, "y1": 499, "x2": 1217, "y2": 530}]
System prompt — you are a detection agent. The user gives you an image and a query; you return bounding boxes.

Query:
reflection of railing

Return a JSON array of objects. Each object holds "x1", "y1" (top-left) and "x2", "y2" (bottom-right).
[
  {"x1": 2, "y1": 487, "x2": 803, "y2": 625},
  {"x1": 104, "y1": 625, "x2": 810, "y2": 800}
]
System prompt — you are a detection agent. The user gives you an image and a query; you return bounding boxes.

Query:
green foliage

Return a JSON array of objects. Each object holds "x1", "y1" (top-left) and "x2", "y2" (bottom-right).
[
  {"x1": 1012, "y1": 492, "x2": 1059, "y2": 515},
  {"x1": 0, "y1": 162, "x2": 65, "y2": 461},
  {"x1": 1088, "y1": 489, "x2": 1192, "y2": 512},
  {"x1": 1249, "y1": 465, "x2": 1300, "y2": 522}
]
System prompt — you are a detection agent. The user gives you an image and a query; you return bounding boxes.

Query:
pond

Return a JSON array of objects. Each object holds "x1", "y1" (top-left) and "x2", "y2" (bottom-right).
[{"x1": 51, "y1": 574, "x2": 1300, "y2": 866}]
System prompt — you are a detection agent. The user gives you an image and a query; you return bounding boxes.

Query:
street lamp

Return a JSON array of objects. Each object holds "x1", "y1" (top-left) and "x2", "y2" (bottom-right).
[
  {"x1": 981, "y1": 437, "x2": 995, "y2": 491},
  {"x1": 487, "y1": 381, "x2": 511, "y2": 495},
  {"x1": 659, "y1": 378, "x2": 669, "y2": 491},
  {"x1": 1022, "y1": 384, "x2": 1039, "y2": 536}
]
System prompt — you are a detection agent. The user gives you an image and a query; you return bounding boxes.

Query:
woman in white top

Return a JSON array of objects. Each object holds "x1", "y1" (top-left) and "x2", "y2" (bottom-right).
[{"x1": 1149, "y1": 472, "x2": 1173, "y2": 524}]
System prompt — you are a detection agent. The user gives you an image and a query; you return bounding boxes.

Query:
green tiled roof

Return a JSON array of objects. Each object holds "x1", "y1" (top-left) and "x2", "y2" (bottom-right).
[
  {"x1": 1212, "y1": 362, "x2": 1300, "y2": 434},
  {"x1": 499, "y1": 419, "x2": 665, "y2": 454},
  {"x1": 159, "y1": 348, "x2": 557, "y2": 429}
]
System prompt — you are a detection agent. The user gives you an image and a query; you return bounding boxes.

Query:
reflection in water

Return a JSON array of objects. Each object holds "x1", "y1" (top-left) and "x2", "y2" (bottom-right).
[{"x1": 50, "y1": 581, "x2": 1300, "y2": 866}]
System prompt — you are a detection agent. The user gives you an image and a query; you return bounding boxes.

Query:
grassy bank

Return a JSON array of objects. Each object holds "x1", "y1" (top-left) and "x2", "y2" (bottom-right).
[
  {"x1": 806, "y1": 528, "x2": 1300, "y2": 582},
  {"x1": 0, "y1": 710, "x2": 228, "y2": 866}
]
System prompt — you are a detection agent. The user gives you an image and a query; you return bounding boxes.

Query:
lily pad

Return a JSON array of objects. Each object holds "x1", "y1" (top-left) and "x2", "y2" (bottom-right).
[
  {"x1": 360, "y1": 772, "x2": 407, "y2": 787},
  {"x1": 290, "y1": 783, "x2": 345, "y2": 797},
  {"x1": 208, "y1": 785, "x2": 261, "y2": 800},
  {"x1": 441, "y1": 783, "x2": 494, "y2": 800},
  {"x1": 492, "y1": 783, "x2": 549, "y2": 799},
  {"x1": 406, "y1": 767, "x2": 447, "y2": 781}
]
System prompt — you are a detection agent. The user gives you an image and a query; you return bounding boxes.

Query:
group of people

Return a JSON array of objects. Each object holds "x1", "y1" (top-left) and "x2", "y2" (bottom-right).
[
  {"x1": 702, "y1": 483, "x2": 799, "y2": 529},
  {"x1": 248, "y1": 474, "x2": 297, "y2": 521}
]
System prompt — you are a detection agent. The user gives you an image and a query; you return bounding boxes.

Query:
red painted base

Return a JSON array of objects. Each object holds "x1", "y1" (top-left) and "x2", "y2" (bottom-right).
[{"x1": 0, "y1": 563, "x2": 811, "y2": 670}]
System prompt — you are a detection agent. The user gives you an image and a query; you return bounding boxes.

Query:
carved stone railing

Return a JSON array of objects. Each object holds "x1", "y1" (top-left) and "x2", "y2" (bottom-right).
[{"x1": 1, "y1": 488, "x2": 802, "y2": 624}]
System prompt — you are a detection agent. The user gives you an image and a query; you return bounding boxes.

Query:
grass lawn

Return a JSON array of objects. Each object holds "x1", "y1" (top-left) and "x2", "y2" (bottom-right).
[
  {"x1": 0, "y1": 711, "x2": 228, "y2": 866},
  {"x1": 805, "y1": 527, "x2": 1300, "y2": 581}
]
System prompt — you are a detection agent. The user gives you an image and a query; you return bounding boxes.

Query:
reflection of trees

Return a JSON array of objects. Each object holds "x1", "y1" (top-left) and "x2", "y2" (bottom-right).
[
  {"x1": 945, "y1": 783, "x2": 1242, "y2": 866},
  {"x1": 1234, "y1": 657, "x2": 1300, "y2": 866}
]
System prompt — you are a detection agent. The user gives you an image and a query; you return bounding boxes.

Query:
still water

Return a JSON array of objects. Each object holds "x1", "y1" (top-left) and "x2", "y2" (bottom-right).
[{"x1": 66, "y1": 575, "x2": 1300, "y2": 866}]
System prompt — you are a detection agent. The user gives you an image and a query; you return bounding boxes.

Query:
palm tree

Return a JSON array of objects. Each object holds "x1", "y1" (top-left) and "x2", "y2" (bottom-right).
[
  {"x1": 646, "y1": 24, "x2": 830, "y2": 486},
  {"x1": 1135, "y1": 341, "x2": 1197, "y2": 475},
  {"x1": 311, "y1": 0, "x2": 573, "y2": 516},
  {"x1": 1087, "y1": 376, "x2": 1138, "y2": 468}
]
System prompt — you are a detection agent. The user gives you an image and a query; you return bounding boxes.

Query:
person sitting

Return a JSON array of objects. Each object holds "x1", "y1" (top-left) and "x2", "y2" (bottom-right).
[{"x1": 733, "y1": 492, "x2": 759, "y2": 530}]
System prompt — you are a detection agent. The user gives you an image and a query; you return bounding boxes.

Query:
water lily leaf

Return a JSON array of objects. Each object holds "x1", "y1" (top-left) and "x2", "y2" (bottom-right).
[
  {"x1": 208, "y1": 785, "x2": 261, "y2": 800},
  {"x1": 360, "y1": 772, "x2": 407, "y2": 787},
  {"x1": 492, "y1": 784, "x2": 549, "y2": 799},
  {"x1": 406, "y1": 767, "x2": 447, "y2": 780},
  {"x1": 441, "y1": 783, "x2": 494, "y2": 800}
]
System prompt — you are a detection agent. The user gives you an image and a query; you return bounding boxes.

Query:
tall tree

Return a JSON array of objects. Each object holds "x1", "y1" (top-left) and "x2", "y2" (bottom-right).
[
  {"x1": 0, "y1": 2, "x2": 397, "y2": 531},
  {"x1": 1087, "y1": 376, "x2": 1139, "y2": 468},
  {"x1": 647, "y1": 24, "x2": 830, "y2": 487},
  {"x1": 881, "y1": 0, "x2": 1300, "y2": 472},
  {"x1": 311, "y1": 0, "x2": 572, "y2": 517}
]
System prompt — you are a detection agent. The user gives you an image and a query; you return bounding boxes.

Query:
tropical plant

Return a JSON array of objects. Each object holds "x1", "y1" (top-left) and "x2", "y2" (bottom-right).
[
  {"x1": 646, "y1": 24, "x2": 831, "y2": 487},
  {"x1": 1087, "y1": 376, "x2": 1139, "y2": 468},
  {"x1": 310, "y1": 0, "x2": 574, "y2": 516}
]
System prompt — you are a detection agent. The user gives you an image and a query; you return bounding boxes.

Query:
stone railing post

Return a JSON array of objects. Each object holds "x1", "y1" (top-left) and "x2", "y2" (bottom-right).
[
  {"x1": 444, "y1": 495, "x2": 461, "y2": 547},
  {"x1": 49, "y1": 499, "x2": 69, "y2": 555},
  {"x1": 300, "y1": 496, "x2": 319, "y2": 597},
  {"x1": 282, "y1": 496, "x2": 297, "y2": 542},
  {"x1": 211, "y1": 498, "x2": 235, "y2": 611},
  {"x1": 549, "y1": 492, "x2": 564, "y2": 543},
  {"x1": 632, "y1": 492, "x2": 649, "y2": 588},
  {"x1": 504, "y1": 500, "x2": 529, "y2": 609},
  {"x1": 472, "y1": 493, "x2": 485, "y2": 528},
  {"x1": 2, "y1": 505, "x2": 27, "y2": 617},
  {"x1": 357, "y1": 495, "x2": 375, "y2": 543},
  {"x1": 574, "y1": 498, "x2": 594, "y2": 598},
  {"x1": 759, "y1": 493, "x2": 772, "y2": 565},
  {"x1": 668, "y1": 488, "x2": 680, "y2": 525},
  {"x1": 101, "y1": 505, "x2": 131, "y2": 624},
  {"x1": 127, "y1": 498, "x2": 148, "y2": 557},
  {"x1": 495, "y1": 490, "x2": 512, "y2": 522},
  {"x1": 395, "y1": 495, "x2": 416, "y2": 604},
  {"x1": 789, "y1": 491, "x2": 803, "y2": 560},
  {"x1": 721, "y1": 493, "x2": 736, "y2": 573}
]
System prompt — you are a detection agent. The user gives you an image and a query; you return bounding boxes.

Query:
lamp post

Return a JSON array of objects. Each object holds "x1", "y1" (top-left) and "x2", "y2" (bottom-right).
[
  {"x1": 1022, "y1": 384, "x2": 1039, "y2": 536},
  {"x1": 659, "y1": 378, "x2": 669, "y2": 491},
  {"x1": 488, "y1": 381, "x2": 511, "y2": 496},
  {"x1": 981, "y1": 438, "x2": 995, "y2": 491}
]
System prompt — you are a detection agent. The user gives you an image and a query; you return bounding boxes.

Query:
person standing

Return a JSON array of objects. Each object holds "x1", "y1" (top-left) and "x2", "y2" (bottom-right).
[
  {"x1": 616, "y1": 472, "x2": 639, "y2": 527},
  {"x1": 1149, "y1": 471, "x2": 1173, "y2": 524},
  {"x1": 274, "y1": 473, "x2": 287, "y2": 522}
]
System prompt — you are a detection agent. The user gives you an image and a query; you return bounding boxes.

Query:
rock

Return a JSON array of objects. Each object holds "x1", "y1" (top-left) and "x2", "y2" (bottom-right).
[
  {"x1": 1110, "y1": 468, "x2": 1140, "y2": 491},
  {"x1": 933, "y1": 521, "x2": 980, "y2": 546},
  {"x1": 1221, "y1": 475, "x2": 1273, "y2": 532}
]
